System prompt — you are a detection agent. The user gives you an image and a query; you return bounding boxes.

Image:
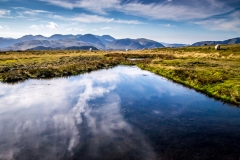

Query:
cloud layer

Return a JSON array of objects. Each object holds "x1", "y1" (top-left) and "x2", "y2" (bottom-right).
[{"x1": 37, "y1": 0, "x2": 240, "y2": 32}]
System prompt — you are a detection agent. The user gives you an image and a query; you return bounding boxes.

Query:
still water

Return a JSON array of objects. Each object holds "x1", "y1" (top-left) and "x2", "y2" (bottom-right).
[{"x1": 0, "y1": 66, "x2": 240, "y2": 160}]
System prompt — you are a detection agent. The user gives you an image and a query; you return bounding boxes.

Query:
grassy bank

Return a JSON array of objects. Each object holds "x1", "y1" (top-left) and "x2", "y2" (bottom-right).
[
  {"x1": 0, "y1": 50, "x2": 149, "y2": 82},
  {"x1": 0, "y1": 45, "x2": 239, "y2": 106},
  {"x1": 135, "y1": 45, "x2": 240, "y2": 106}
]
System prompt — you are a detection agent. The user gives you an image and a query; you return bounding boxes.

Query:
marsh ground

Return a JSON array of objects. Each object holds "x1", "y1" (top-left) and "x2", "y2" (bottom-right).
[{"x1": 0, "y1": 44, "x2": 239, "y2": 105}]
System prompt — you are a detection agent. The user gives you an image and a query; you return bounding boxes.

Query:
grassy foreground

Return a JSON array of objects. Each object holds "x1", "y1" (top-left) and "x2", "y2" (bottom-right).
[{"x1": 0, "y1": 45, "x2": 239, "y2": 106}]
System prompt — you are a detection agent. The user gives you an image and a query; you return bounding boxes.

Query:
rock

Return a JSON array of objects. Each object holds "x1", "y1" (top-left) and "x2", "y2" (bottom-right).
[{"x1": 215, "y1": 44, "x2": 220, "y2": 50}]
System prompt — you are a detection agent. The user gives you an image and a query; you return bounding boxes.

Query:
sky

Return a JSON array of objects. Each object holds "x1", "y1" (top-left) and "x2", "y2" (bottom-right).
[{"x1": 0, "y1": 0, "x2": 240, "y2": 44}]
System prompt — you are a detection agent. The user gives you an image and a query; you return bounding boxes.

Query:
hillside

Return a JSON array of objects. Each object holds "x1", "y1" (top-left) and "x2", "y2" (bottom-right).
[{"x1": 192, "y1": 37, "x2": 240, "y2": 46}]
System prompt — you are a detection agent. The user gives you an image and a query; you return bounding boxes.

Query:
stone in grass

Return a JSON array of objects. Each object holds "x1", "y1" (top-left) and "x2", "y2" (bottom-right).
[{"x1": 215, "y1": 44, "x2": 220, "y2": 50}]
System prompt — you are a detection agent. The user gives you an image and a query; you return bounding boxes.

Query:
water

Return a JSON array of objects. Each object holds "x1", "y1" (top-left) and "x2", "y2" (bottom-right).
[{"x1": 0, "y1": 66, "x2": 240, "y2": 160}]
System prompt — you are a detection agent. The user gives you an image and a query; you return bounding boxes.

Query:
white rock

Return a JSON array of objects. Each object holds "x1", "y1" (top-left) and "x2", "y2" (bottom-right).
[{"x1": 215, "y1": 44, "x2": 220, "y2": 50}]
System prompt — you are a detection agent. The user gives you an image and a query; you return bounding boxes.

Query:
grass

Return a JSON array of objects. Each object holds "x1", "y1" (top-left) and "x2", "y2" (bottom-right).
[
  {"x1": 136, "y1": 44, "x2": 240, "y2": 106},
  {"x1": 0, "y1": 44, "x2": 239, "y2": 106}
]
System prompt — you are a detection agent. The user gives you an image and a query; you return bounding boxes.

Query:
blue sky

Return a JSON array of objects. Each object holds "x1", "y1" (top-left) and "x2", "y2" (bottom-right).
[{"x1": 0, "y1": 0, "x2": 239, "y2": 44}]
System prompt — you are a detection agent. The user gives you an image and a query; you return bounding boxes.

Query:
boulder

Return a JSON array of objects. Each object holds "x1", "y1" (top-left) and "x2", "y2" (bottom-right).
[{"x1": 215, "y1": 44, "x2": 220, "y2": 50}]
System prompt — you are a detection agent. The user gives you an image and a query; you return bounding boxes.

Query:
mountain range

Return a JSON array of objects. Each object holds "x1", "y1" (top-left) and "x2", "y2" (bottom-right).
[
  {"x1": 0, "y1": 34, "x2": 239, "y2": 51},
  {"x1": 0, "y1": 34, "x2": 164, "y2": 51},
  {"x1": 191, "y1": 38, "x2": 240, "y2": 46}
]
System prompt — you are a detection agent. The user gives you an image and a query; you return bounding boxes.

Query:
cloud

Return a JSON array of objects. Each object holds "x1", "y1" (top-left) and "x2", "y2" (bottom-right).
[
  {"x1": 161, "y1": 24, "x2": 176, "y2": 27},
  {"x1": 40, "y1": 0, "x2": 121, "y2": 14},
  {"x1": 114, "y1": 19, "x2": 144, "y2": 24},
  {"x1": 46, "y1": 22, "x2": 58, "y2": 29},
  {"x1": 71, "y1": 14, "x2": 114, "y2": 23},
  {"x1": 39, "y1": 0, "x2": 240, "y2": 33},
  {"x1": 193, "y1": 10, "x2": 240, "y2": 32},
  {"x1": 100, "y1": 27, "x2": 111, "y2": 30},
  {"x1": 30, "y1": 25, "x2": 40, "y2": 30},
  {"x1": 0, "y1": 26, "x2": 9, "y2": 30},
  {"x1": 119, "y1": 0, "x2": 232, "y2": 21},
  {"x1": 39, "y1": 0, "x2": 233, "y2": 21},
  {"x1": 51, "y1": 13, "x2": 143, "y2": 25},
  {"x1": 0, "y1": 9, "x2": 10, "y2": 17},
  {"x1": 66, "y1": 28, "x2": 83, "y2": 31},
  {"x1": 13, "y1": 7, "x2": 52, "y2": 18},
  {"x1": 99, "y1": 26, "x2": 118, "y2": 30}
]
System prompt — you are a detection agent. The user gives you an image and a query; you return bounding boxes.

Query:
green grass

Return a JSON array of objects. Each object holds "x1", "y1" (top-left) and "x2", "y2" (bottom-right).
[
  {"x1": 0, "y1": 44, "x2": 240, "y2": 106},
  {"x1": 136, "y1": 44, "x2": 240, "y2": 106}
]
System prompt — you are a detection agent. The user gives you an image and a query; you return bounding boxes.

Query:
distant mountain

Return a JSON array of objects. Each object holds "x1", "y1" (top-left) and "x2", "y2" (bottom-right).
[
  {"x1": 0, "y1": 34, "x2": 164, "y2": 51},
  {"x1": 48, "y1": 34, "x2": 75, "y2": 41},
  {"x1": 19, "y1": 35, "x2": 47, "y2": 42},
  {"x1": 97, "y1": 35, "x2": 116, "y2": 44},
  {"x1": 0, "y1": 38, "x2": 18, "y2": 48},
  {"x1": 27, "y1": 46, "x2": 55, "y2": 50},
  {"x1": 106, "y1": 38, "x2": 164, "y2": 50},
  {"x1": 1, "y1": 39, "x2": 94, "y2": 51},
  {"x1": 161, "y1": 42, "x2": 188, "y2": 47},
  {"x1": 191, "y1": 37, "x2": 240, "y2": 46},
  {"x1": 1, "y1": 34, "x2": 239, "y2": 51},
  {"x1": 136, "y1": 38, "x2": 164, "y2": 48},
  {"x1": 64, "y1": 46, "x2": 98, "y2": 50},
  {"x1": 76, "y1": 34, "x2": 105, "y2": 49},
  {"x1": 28, "y1": 45, "x2": 98, "y2": 51}
]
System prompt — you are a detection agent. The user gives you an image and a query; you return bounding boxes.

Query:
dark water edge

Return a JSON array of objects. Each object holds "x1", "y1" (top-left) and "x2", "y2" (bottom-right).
[{"x1": 0, "y1": 66, "x2": 240, "y2": 160}]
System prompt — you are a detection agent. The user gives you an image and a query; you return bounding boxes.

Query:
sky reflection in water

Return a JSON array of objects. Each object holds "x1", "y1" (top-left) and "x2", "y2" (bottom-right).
[{"x1": 0, "y1": 66, "x2": 240, "y2": 160}]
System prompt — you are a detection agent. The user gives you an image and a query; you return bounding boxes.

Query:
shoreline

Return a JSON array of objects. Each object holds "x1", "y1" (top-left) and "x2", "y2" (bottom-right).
[{"x1": 0, "y1": 45, "x2": 239, "y2": 106}]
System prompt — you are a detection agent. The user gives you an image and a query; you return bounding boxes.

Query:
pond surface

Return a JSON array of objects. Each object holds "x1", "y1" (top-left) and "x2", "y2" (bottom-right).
[{"x1": 0, "y1": 66, "x2": 240, "y2": 160}]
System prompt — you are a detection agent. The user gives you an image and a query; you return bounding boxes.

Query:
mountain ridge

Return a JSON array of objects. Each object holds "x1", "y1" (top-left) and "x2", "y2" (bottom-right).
[
  {"x1": 1, "y1": 34, "x2": 239, "y2": 51},
  {"x1": 191, "y1": 37, "x2": 240, "y2": 46},
  {"x1": 0, "y1": 34, "x2": 164, "y2": 51}
]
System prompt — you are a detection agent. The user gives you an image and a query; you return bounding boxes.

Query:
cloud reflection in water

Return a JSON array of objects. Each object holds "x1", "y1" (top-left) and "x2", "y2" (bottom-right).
[{"x1": 0, "y1": 66, "x2": 156, "y2": 160}]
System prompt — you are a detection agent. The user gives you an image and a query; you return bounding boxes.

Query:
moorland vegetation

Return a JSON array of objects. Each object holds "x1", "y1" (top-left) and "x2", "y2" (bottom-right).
[{"x1": 0, "y1": 44, "x2": 239, "y2": 106}]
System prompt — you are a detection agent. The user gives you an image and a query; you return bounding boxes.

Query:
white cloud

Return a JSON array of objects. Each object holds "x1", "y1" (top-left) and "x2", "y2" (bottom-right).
[
  {"x1": 30, "y1": 24, "x2": 45, "y2": 30},
  {"x1": 30, "y1": 25, "x2": 40, "y2": 30},
  {"x1": 46, "y1": 22, "x2": 58, "y2": 29},
  {"x1": 0, "y1": 9, "x2": 10, "y2": 17},
  {"x1": 194, "y1": 11, "x2": 240, "y2": 32},
  {"x1": 22, "y1": 10, "x2": 49, "y2": 15},
  {"x1": 30, "y1": 24, "x2": 44, "y2": 30},
  {"x1": 66, "y1": 28, "x2": 83, "y2": 31},
  {"x1": 13, "y1": 7, "x2": 52, "y2": 18},
  {"x1": 99, "y1": 26, "x2": 118, "y2": 30},
  {"x1": 51, "y1": 13, "x2": 143, "y2": 25},
  {"x1": 71, "y1": 14, "x2": 114, "y2": 23},
  {"x1": 114, "y1": 19, "x2": 144, "y2": 24},
  {"x1": 100, "y1": 27, "x2": 111, "y2": 30},
  {"x1": 40, "y1": 0, "x2": 121, "y2": 14},
  {"x1": 0, "y1": 26, "x2": 10, "y2": 30},
  {"x1": 119, "y1": 1, "x2": 230, "y2": 21},
  {"x1": 39, "y1": 0, "x2": 232, "y2": 21},
  {"x1": 161, "y1": 24, "x2": 176, "y2": 28}
]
